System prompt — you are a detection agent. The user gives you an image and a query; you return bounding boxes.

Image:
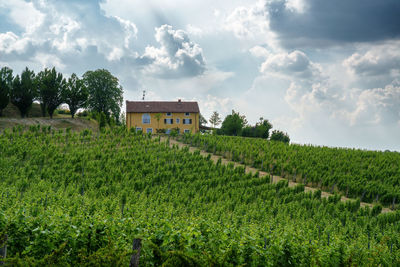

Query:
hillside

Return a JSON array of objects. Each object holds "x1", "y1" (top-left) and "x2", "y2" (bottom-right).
[
  {"x1": 1, "y1": 129, "x2": 399, "y2": 265},
  {"x1": 0, "y1": 103, "x2": 98, "y2": 132},
  {"x1": 0, "y1": 117, "x2": 98, "y2": 132},
  {"x1": 1, "y1": 102, "x2": 44, "y2": 118},
  {"x1": 179, "y1": 134, "x2": 400, "y2": 208}
]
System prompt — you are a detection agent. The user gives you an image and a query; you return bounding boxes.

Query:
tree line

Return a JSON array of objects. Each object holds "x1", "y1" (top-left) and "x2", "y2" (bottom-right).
[
  {"x1": 0, "y1": 66, "x2": 123, "y2": 121},
  {"x1": 204, "y1": 110, "x2": 290, "y2": 143}
]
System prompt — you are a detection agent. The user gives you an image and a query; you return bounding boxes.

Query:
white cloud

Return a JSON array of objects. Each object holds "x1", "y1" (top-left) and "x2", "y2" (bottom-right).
[
  {"x1": 0, "y1": 0, "x2": 45, "y2": 34},
  {"x1": 260, "y1": 50, "x2": 323, "y2": 80},
  {"x1": 185, "y1": 24, "x2": 203, "y2": 37},
  {"x1": 142, "y1": 25, "x2": 206, "y2": 78},
  {"x1": 34, "y1": 53, "x2": 65, "y2": 70},
  {"x1": 0, "y1": 32, "x2": 30, "y2": 54},
  {"x1": 0, "y1": 0, "x2": 139, "y2": 65},
  {"x1": 225, "y1": 5, "x2": 266, "y2": 38},
  {"x1": 249, "y1": 45, "x2": 270, "y2": 58},
  {"x1": 343, "y1": 41, "x2": 400, "y2": 77},
  {"x1": 337, "y1": 81, "x2": 400, "y2": 126},
  {"x1": 113, "y1": 15, "x2": 138, "y2": 49},
  {"x1": 201, "y1": 94, "x2": 233, "y2": 120}
]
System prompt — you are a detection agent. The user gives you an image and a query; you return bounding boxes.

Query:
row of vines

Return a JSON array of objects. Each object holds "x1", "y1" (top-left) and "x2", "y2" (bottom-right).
[
  {"x1": 0, "y1": 126, "x2": 399, "y2": 265},
  {"x1": 179, "y1": 134, "x2": 400, "y2": 207}
]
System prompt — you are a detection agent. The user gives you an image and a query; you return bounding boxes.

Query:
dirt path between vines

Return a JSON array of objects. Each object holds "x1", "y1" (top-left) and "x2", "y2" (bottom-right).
[{"x1": 161, "y1": 136, "x2": 392, "y2": 213}]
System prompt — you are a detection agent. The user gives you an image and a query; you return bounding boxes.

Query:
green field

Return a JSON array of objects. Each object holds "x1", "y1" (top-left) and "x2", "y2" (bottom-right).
[{"x1": 1, "y1": 127, "x2": 400, "y2": 266}]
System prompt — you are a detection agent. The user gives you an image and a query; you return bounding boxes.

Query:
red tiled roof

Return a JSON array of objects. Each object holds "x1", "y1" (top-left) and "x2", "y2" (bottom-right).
[{"x1": 126, "y1": 100, "x2": 200, "y2": 113}]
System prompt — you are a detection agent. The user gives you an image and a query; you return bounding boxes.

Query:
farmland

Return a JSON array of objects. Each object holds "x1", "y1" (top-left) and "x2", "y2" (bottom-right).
[
  {"x1": 1, "y1": 127, "x2": 400, "y2": 265},
  {"x1": 179, "y1": 134, "x2": 400, "y2": 207}
]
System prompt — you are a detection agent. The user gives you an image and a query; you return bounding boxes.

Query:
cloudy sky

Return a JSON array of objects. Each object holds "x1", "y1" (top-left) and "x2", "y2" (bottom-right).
[{"x1": 1, "y1": 0, "x2": 400, "y2": 150}]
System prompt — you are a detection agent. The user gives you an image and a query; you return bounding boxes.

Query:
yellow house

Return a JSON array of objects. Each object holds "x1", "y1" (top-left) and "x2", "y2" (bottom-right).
[{"x1": 126, "y1": 100, "x2": 200, "y2": 134}]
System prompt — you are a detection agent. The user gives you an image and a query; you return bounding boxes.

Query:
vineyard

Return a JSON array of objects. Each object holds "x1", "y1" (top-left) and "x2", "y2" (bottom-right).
[
  {"x1": 0, "y1": 126, "x2": 400, "y2": 265},
  {"x1": 179, "y1": 134, "x2": 400, "y2": 207}
]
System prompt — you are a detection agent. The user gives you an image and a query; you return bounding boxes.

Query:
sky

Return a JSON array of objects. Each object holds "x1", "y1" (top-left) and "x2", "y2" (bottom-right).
[{"x1": 1, "y1": 0, "x2": 400, "y2": 151}]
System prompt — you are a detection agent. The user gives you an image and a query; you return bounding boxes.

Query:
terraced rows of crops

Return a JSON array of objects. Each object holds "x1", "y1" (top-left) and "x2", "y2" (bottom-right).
[
  {"x1": 180, "y1": 134, "x2": 400, "y2": 207},
  {"x1": 0, "y1": 126, "x2": 400, "y2": 265}
]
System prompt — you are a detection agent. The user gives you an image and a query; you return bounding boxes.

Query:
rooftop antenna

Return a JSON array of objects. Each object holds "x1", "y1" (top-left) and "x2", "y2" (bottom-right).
[{"x1": 142, "y1": 90, "x2": 146, "y2": 101}]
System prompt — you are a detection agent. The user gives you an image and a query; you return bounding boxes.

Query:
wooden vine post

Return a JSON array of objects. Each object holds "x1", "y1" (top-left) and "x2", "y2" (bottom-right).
[
  {"x1": 130, "y1": 238, "x2": 142, "y2": 267},
  {"x1": 0, "y1": 234, "x2": 7, "y2": 265}
]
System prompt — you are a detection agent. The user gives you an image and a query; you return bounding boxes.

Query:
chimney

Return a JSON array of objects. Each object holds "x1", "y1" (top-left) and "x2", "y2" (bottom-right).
[{"x1": 178, "y1": 99, "x2": 181, "y2": 103}]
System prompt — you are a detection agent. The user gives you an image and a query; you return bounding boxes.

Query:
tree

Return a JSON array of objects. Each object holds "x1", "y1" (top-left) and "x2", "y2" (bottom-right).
[
  {"x1": 241, "y1": 118, "x2": 272, "y2": 139},
  {"x1": 219, "y1": 110, "x2": 246, "y2": 136},
  {"x1": 255, "y1": 118, "x2": 273, "y2": 139},
  {"x1": 270, "y1": 130, "x2": 290, "y2": 143},
  {"x1": 0, "y1": 67, "x2": 13, "y2": 116},
  {"x1": 83, "y1": 69, "x2": 123, "y2": 122},
  {"x1": 199, "y1": 113, "x2": 208, "y2": 127},
  {"x1": 37, "y1": 67, "x2": 66, "y2": 118},
  {"x1": 154, "y1": 113, "x2": 162, "y2": 130},
  {"x1": 209, "y1": 111, "x2": 221, "y2": 128},
  {"x1": 63, "y1": 73, "x2": 88, "y2": 118},
  {"x1": 11, "y1": 67, "x2": 36, "y2": 118}
]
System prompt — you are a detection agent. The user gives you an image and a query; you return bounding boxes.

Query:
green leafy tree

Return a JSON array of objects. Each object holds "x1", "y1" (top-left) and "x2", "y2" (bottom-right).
[
  {"x1": 199, "y1": 113, "x2": 208, "y2": 127},
  {"x1": 83, "y1": 69, "x2": 123, "y2": 122},
  {"x1": 98, "y1": 112, "x2": 107, "y2": 129},
  {"x1": 219, "y1": 110, "x2": 246, "y2": 136},
  {"x1": 209, "y1": 111, "x2": 221, "y2": 128},
  {"x1": 63, "y1": 73, "x2": 88, "y2": 118},
  {"x1": 0, "y1": 67, "x2": 13, "y2": 116},
  {"x1": 155, "y1": 113, "x2": 162, "y2": 130},
  {"x1": 242, "y1": 117, "x2": 272, "y2": 139},
  {"x1": 11, "y1": 67, "x2": 36, "y2": 118},
  {"x1": 255, "y1": 118, "x2": 273, "y2": 139},
  {"x1": 37, "y1": 67, "x2": 66, "y2": 118},
  {"x1": 270, "y1": 130, "x2": 290, "y2": 143}
]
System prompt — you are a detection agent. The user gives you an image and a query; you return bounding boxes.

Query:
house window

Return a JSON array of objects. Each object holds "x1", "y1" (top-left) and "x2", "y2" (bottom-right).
[
  {"x1": 183, "y1": 118, "x2": 192, "y2": 124},
  {"x1": 142, "y1": 114, "x2": 150, "y2": 124},
  {"x1": 184, "y1": 129, "x2": 190, "y2": 134},
  {"x1": 146, "y1": 128, "x2": 153, "y2": 134},
  {"x1": 166, "y1": 112, "x2": 172, "y2": 116},
  {"x1": 165, "y1": 129, "x2": 171, "y2": 134},
  {"x1": 164, "y1": 118, "x2": 173, "y2": 124},
  {"x1": 136, "y1": 127, "x2": 142, "y2": 132},
  {"x1": 185, "y1": 112, "x2": 190, "y2": 116},
  {"x1": 176, "y1": 118, "x2": 180, "y2": 124}
]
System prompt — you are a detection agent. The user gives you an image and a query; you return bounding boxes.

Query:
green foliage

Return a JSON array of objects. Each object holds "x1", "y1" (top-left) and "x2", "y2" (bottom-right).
[
  {"x1": 208, "y1": 111, "x2": 220, "y2": 128},
  {"x1": 156, "y1": 128, "x2": 166, "y2": 134},
  {"x1": 199, "y1": 113, "x2": 208, "y2": 127},
  {"x1": 98, "y1": 112, "x2": 107, "y2": 129},
  {"x1": 36, "y1": 67, "x2": 66, "y2": 118},
  {"x1": 83, "y1": 69, "x2": 123, "y2": 123},
  {"x1": 270, "y1": 130, "x2": 290, "y2": 143},
  {"x1": 170, "y1": 127, "x2": 180, "y2": 137},
  {"x1": 242, "y1": 118, "x2": 272, "y2": 139},
  {"x1": 0, "y1": 128, "x2": 400, "y2": 265},
  {"x1": 63, "y1": 73, "x2": 88, "y2": 118},
  {"x1": 0, "y1": 67, "x2": 13, "y2": 116},
  {"x1": 10, "y1": 67, "x2": 36, "y2": 118},
  {"x1": 180, "y1": 133, "x2": 400, "y2": 206},
  {"x1": 219, "y1": 110, "x2": 246, "y2": 136}
]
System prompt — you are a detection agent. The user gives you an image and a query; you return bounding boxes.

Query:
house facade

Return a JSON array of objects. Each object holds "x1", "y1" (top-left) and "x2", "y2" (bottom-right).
[{"x1": 126, "y1": 100, "x2": 200, "y2": 134}]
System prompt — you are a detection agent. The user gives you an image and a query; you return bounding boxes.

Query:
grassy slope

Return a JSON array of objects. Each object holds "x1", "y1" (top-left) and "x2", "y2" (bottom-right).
[{"x1": 0, "y1": 102, "x2": 98, "y2": 132}]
